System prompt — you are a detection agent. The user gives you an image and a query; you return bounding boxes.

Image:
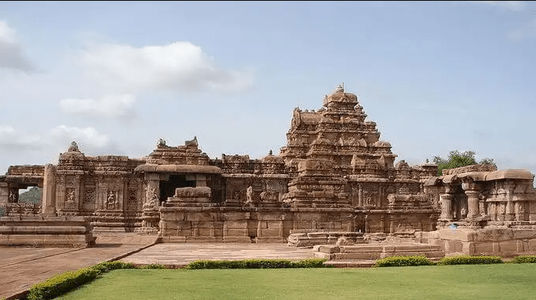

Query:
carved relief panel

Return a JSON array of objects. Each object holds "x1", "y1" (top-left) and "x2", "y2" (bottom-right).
[
  {"x1": 82, "y1": 179, "x2": 96, "y2": 212},
  {"x1": 97, "y1": 177, "x2": 124, "y2": 211},
  {"x1": 105, "y1": 190, "x2": 119, "y2": 210},
  {"x1": 126, "y1": 178, "x2": 142, "y2": 212},
  {"x1": 144, "y1": 180, "x2": 159, "y2": 209},
  {"x1": 56, "y1": 175, "x2": 81, "y2": 212},
  {"x1": 359, "y1": 184, "x2": 380, "y2": 208},
  {"x1": 363, "y1": 190, "x2": 379, "y2": 207},
  {"x1": 64, "y1": 188, "x2": 76, "y2": 209}
]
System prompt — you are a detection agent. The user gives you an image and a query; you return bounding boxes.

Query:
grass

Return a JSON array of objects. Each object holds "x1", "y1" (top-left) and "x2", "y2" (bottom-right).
[{"x1": 57, "y1": 264, "x2": 536, "y2": 300}]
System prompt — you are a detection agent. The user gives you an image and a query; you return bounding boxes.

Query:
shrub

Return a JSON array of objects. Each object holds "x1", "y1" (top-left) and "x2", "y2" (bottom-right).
[
  {"x1": 185, "y1": 258, "x2": 327, "y2": 269},
  {"x1": 438, "y1": 256, "x2": 503, "y2": 265},
  {"x1": 141, "y1": 264, "x2": 168, "y2": 269},
  {"x1": 27, "y1": 267, "x2": 99, "y2": 300},
  {"x1": 375, "y1": 256, "x2": 434, "y2": 267},
  {"x1": 91, "y1": 261, "x2": 136, "y2": 273},
  {"x1": 27, "y1": 261, "x2": 136, "y2": 300},
  {"x1": 512, "y1": 255, "x2": 536, "y2": 264},
  {"x1": 290, "y1": 258, "x2": 328, "y2": 268}
]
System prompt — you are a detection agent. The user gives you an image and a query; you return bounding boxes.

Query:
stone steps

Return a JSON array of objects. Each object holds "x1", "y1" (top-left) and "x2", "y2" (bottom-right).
[
  {"x1": 333, "y1": 252, "x2": 382, "y2": 260},
  {"x1": 314, "y1": 242, "x2": 446, "y2": 265},
  {"x1": 288, "y1": 231, "x2": 364, "y2": 248}
]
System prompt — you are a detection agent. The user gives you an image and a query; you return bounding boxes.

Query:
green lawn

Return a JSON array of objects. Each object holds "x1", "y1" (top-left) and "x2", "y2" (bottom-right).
[{"x1": 58, "y1": 264, "x2": 536, "y2": 300}]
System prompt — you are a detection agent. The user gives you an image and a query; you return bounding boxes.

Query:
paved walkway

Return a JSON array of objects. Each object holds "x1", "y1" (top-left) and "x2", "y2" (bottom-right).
[
  {"x1": 0, "y1": 242, "x2": 312, "y2": 299},
  {"x1": 121, "y1": 243, "x2": 314, "y2": 266},
  {"x1": 0, "y1": 242, "x2": 152, "y2": 299}
]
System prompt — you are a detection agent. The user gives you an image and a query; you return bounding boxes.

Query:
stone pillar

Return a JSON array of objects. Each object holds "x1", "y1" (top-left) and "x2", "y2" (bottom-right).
[
  {"x1": 506, "y1": 181, "x2": 517, "y2": 222},
  {"x1": 139, "y1": 173, "x2": 160, "y2": 234},
  {"x1": 42, "y1": 164, "x2": 57, "y2": 216},
  {"x1": 505, "y1": 200, "x2": 514, "y2": 221},
  {"x1": 514, "y1": 202, "x2": 522, "y2": 221},
  {"x1": 0, "y1": 182, "x2": 8, "y2": 206},
  {"x1": 489, "y1": 202, "x2": 497, "y2": 221},
  {"x1": 440, "y1": 193, "x2": 453, "y2": 220},
  {"x1": 466, "y1": 191, "x2": 480, "y2": 220},
  {"x1": 478, "y1": 197, "x2": 486, "y2": 217}
]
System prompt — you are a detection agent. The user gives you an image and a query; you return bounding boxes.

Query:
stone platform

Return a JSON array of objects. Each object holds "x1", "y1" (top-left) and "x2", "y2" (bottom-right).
[
  {"x1": 420, "y1": 227, "x2": 536, "y2": 257},
  {"x1": 120, "y1": 243, "x2": 314, "y2": 266},
  {"x1": 0, "y1": 216, "x2": 95, "y2": 247},
  {"x1": 314, "y1": 242, "x2": 445, "y2": 267},
  {"x1": 287, "y1": 231, "x2": 364, "y2": 248}
]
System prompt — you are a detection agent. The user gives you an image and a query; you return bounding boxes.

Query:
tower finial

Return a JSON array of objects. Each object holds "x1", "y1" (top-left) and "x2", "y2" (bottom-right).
[
  {"x1": 335, "y1": 83, "x2": 344, "y2": 93},
  {"x1": 68, "y1": 141, "x2": 80, "y2": 152}
]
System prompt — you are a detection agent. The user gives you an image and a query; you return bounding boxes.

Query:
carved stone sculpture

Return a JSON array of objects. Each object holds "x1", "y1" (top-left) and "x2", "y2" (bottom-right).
[{"x1": 106, "y1": 191, "x2": 117, "y2": 210}]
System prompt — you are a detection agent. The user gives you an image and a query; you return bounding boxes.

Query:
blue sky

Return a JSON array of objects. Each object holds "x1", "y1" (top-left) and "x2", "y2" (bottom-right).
[{"x1": 0, "y1": 1, "x2": 535, "y2": 175}]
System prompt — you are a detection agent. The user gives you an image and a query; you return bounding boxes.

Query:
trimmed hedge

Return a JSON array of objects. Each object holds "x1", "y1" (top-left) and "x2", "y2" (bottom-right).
[
  {"x1": 142, "y1": 264, "x2": 168, "y2": 269},
  {"x1": 185, "y1": 258, "x2": 327, "y2": 269},
  {"x1": 512, "y1": 255, "x2": 536, "y2": 264},
  {"x1": 91, "y1": 261, "x2": 136, "y2": 273},
  {"x1": 27, "y1": 267, "x2": 99, "y2": 300},
  {"x1": 27, "y1": 261, "x2": 136, "y2": 300},
  {"x1": 438, "y1": 256, "x2": 503, "y2": 265},
  {"x1": 375, "y1": 256, "x2": 434, "y2": 267}
]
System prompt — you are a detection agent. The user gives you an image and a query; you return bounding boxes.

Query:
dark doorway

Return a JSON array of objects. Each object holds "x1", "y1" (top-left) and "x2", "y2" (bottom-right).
[{"x1": 159, "y1": 175, "x2": 196, "y2": 201}]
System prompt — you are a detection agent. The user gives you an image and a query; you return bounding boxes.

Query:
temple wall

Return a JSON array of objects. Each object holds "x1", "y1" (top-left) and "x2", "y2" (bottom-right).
[
  {"x1": 159, "y1": 207, "x2": 358, "y2": 243},
  {"x1": 50, "y1": 148, "x2": 146, "y2": 232}
]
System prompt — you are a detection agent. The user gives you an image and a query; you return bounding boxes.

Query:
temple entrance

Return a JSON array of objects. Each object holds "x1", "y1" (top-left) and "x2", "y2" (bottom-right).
[{"x1": 159, "y1": 175, "x2": 196, "y2": 201}]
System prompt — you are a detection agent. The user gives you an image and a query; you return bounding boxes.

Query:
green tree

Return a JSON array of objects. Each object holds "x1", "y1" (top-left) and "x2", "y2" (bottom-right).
[
  {"x1": 433, "y1": 150, "x2": 496, "y2": 176},
  {"x1": 19, "y1": 186, "x2": 42, "y2": 204}
]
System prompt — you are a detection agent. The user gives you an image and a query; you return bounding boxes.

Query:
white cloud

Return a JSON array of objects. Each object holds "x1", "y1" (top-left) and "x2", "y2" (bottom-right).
[
  {"x1": 0, "y1": 124, "x2": 117, "y2": 173},
  {"x1": 79, "y1": 41, "x2": 252, "y2": 93},
  {"x1": 59, "y1": 94, "x2": 135, "y2": 118},
  {"x1": 0, "y1": 20, "x2": 33, "y2": 71},
  {"x1": 49, "y1": 125, "x2": 110, "y2": 150},
  {"x1": 478, "y1": 1, "x2": 527, "y2": 11},
  {"x1": 0, "y1": 124, "x2": 111, "y2": 153},
  {"x1": 508, "y1": 19, "x2": 536, "y2": 41},
  {"x1": 0, "y1": 125, "x2": 41, "y2": 150},
  {"x1": 0, "y1": 21, "x2": 16, "y2": 43}
]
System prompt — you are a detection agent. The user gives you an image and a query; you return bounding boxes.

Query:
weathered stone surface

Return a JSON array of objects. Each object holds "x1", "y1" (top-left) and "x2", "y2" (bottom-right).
[
  {"x1": 287, "y1": 231, "x2": 364, "y2": 248},
  {"x1": 423, "y1": 164, "x2": 536, "y2": 257},
  {"x1": 0, "y1": 85, "x2": 534, "y2": 254},
  {"x1": 315, "y1": 242, "x2": 444, "y2": 261},
  {"x1": 0, "y1": 216, "x2": 95, "y2": 247}
]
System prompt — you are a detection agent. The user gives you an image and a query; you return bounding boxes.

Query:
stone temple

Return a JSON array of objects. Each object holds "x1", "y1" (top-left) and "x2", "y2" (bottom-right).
[{"x1": 1, "y1": 85, "x2": 536, "y2": 259}]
